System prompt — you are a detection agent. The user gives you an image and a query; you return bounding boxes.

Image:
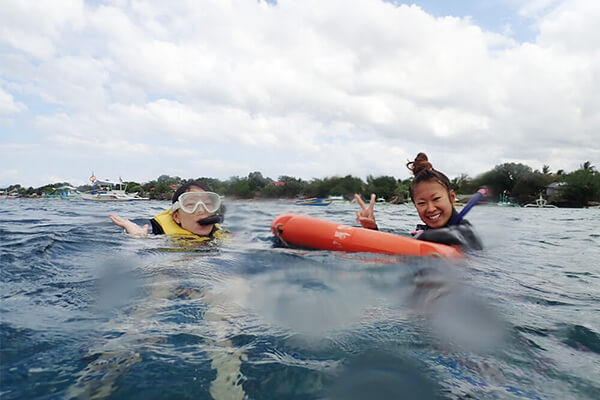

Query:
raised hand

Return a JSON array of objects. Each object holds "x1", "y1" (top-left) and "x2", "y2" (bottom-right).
[
  {"x1": 109, "y1": 214, "x2": 149, "y2": 237},
  {"x1": 354, "y1": 193, "x2": 377, "y2": 229}
]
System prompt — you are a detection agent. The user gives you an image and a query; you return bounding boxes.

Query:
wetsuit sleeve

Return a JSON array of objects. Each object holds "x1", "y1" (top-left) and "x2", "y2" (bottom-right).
[{"x1": 150, "y1": 218, "x2": 164, "y2": 235}]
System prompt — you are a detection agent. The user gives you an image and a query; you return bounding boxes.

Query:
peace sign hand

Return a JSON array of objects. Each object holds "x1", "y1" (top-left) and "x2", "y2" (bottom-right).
[{"x1": 355, "y1": 193, "x2": 377, "y2": 230}]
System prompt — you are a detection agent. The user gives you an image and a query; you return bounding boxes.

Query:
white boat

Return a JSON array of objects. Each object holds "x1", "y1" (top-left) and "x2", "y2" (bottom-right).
[
  {"x1": 294, "y1": 197, "x2": 332, "y2": 206},
  {"x1": 45, "y1": 185, "x2": 82, "y2": 199},
  {"x1": 0, "y1": 190, "x2": 18, "y2": 199},
  {"x1": 496, "y1": 193, "x2": 520, "y2": 207},
  {"x1": 524, "y1": 195, "x2": 557, "y2": 208},
  {"x1": 81, "y1": 180, "x2": 149, "y2": 202},
  {"x1": 327, "y1": 195, "x2": 346, "y2": 204}
]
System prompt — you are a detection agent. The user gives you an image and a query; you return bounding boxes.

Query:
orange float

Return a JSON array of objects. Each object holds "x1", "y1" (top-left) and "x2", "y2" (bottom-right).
[{"x1": 271, "y1": 213, "x2": 463, "y2": 258}]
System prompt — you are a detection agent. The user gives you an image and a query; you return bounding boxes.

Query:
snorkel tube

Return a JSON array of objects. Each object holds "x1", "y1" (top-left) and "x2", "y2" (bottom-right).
[
  {"x1": 198, "y1": 214, "x2": 223, "y2": 225},
  {"x1": 451, "y1": 187, "x2": 488, "y2": 225}
]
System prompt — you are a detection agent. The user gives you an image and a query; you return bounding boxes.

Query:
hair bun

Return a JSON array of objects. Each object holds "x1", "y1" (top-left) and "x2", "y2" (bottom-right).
[{"x1": 406, "y1": 152, "x2": 433, "y2": 176}]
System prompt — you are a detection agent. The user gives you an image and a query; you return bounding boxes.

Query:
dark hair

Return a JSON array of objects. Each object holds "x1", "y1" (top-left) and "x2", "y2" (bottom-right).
[
  {"x1": 406, "y1": 152, "x2": 452, "y2": 201},
  {"x1": 171, "y1": 180, "x2": 211, "y2": 203}
]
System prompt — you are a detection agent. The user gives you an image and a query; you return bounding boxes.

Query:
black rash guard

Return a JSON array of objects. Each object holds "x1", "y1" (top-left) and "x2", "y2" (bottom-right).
[{"x1": 414, "y1": 208, "x2": 483, "y2": 250}]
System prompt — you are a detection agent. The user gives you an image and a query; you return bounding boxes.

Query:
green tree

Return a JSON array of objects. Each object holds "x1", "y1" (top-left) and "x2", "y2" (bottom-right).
[
  {"x1": 308, "y1": 175, "x2": 364, "y2": 198},
  {"x1": 366, "y1": 175, "x2": 397, "y2": 201},
  {"x1": 334, "y1": 175, "x2": 365, "y2": 198},
  {"x1": 511, "y1": 171, "x2": 551, "y2": 204},
  {"x1": 451, "y1": 173, "x2": 477, "y2": 194},
  {"x1": 476, "y1": 162, "x2": 533, "y2": 195},
  {"x1": 560, "y1": 162, "x2": 600, "y2": 207},
  {"x1": 125, "y1": 182, "x2": 142, "y2": 194},
  {"x1": 195, "y1": 177, "x2": 226, "y2": 193},
  {"x1": 144, "y1": 175, "x2": 182, "y2": 199},
  {"x1": 475, "y1": 162, "x2": 553, "y2": 203},
  {"x1": 224, "y1": 176, "x2": 254, "y2": 198},
  {"x1": 278, "y1": 176, "x2": 305, "y2": 197},
  {"x1": 394, "y1": 178, "x2": 412, "y2": 203},
  {"x1": 248, "y1": 171, "x2": 270, "y2": 188}
]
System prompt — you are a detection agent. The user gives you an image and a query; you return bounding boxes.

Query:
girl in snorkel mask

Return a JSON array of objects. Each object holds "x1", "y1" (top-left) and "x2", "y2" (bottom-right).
[{"x1": 109, "y1": 180, "x2": 225, "y2": 238}]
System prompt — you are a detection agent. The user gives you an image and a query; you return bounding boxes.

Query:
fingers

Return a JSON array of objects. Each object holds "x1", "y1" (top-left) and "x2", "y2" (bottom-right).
[
  {"x1": 368, "y1": 193, "x2": 376, "y2": 211},
  {"x1": 357, "y1": 216, "x2": 377, "y2": 230},
  {"x1": 354, "y1": 193, "x2": 367, "y2": 210},
  {"x1": 109, "y1": 214, "x2": 123, "y2": 226}
]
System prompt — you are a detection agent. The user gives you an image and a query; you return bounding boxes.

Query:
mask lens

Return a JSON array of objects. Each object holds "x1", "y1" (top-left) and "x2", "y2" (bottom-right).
[
  {"x1": 182, "y1": 196, "x2": 200, "y2": 211},
  {"x1": 178, "y1": 192, "x2": 221, "y2": 214}
]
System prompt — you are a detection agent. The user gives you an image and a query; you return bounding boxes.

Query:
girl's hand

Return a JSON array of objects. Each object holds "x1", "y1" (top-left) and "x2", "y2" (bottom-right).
[
  {"x1": 109, "y1": 214, "x2": 149, "y2": 236},
  {"x1": 354, "y1": 193, "x2": 377, "y2": 229}
]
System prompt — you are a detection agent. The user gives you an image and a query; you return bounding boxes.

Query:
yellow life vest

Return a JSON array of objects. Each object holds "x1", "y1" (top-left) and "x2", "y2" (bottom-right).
[{"x1": 152, "y1": 209, "x2": 227, "y2": 240}]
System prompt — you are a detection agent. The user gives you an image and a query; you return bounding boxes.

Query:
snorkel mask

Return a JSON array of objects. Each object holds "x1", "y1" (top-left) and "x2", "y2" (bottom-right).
[{"x1": 170, "y1": 191, "x2": 223, "y2": 225}]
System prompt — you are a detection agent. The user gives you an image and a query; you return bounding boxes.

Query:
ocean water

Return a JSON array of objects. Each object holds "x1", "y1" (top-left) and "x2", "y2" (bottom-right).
[{"x1": 1, "y1": 198, "x2": 599, "y2": 400}]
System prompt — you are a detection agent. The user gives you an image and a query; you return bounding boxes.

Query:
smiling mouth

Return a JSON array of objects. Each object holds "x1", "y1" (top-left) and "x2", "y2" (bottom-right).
[{"x1": 427, "y1": 213, "x2": 442, "y2": 221}]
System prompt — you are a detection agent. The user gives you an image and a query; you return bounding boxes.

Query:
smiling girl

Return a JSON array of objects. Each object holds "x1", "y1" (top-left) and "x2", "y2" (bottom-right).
[{"x1": 355, "y1": 152, "x2": 482, "y2": 249}]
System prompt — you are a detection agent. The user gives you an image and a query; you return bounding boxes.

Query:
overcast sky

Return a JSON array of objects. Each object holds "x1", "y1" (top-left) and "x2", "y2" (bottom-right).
[{"x1": 1, "y1": 0, "x2": 598, "y2": 187}]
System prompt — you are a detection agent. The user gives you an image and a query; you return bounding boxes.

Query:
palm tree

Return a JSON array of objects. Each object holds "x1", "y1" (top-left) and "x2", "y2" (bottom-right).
[{"x1": 581, "y1": 161, "x2": 595, "y2": 171}]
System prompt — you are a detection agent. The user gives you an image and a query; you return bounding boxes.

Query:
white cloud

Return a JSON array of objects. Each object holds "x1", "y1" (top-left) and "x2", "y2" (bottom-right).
[
  {"x1": 536, "y1": 0, "x2": 600, "y2": 53},
  {"x1": 0, "y1": 87, "x2": 26, "y2": 116},
  {"x1": 0, "y1": 0, "x2": 598, "y2": 187},
  {"x1": 0, "y1": 0, "x2": 84, "y2": 59}
]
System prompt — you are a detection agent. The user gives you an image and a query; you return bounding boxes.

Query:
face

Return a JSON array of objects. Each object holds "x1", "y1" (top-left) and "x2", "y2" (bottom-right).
[
  {"x1": 172, "y1": 186, "x2": 215, "y2": 236},
  {"x1": 412, "y1": 180, "x2": 456, "y2": 229}
]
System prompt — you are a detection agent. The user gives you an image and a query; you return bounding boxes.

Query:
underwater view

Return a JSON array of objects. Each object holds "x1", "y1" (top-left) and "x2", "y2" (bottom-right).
[{"x1": 1, "y1": 198, "x2": 599, "y2": 399}]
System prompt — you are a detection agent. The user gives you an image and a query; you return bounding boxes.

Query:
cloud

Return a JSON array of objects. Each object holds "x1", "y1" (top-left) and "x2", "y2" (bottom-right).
[
  {"x1": 536, "y1": 0, "x2": 600, "y2": 53},
  {"x1": 0, "y1": 86, "x2": 26, "y2": 117},
  {"x1": 0, "y1": 0, "x2": 598, "y2": 187},
  {"x1": 0, "y1": 0, "x2": 84, "y2": 59}
]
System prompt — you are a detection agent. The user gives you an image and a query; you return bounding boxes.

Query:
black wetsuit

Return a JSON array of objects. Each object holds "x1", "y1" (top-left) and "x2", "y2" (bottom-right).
[
  {"x1": 149, "y1": 218, "x2": 165, "y2": 235},
  {"x1": 149, "y1": 218, "x2": 220, "y2": 236},
  {"x1": 414, "y1": 208, "x2": 483, "y2": 250}
]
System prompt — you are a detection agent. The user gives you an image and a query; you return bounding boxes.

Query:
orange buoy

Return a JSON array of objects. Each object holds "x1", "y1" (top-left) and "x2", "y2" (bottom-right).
[{"x1": 271, "y1": 213, "x2": 463, "y2": 258}]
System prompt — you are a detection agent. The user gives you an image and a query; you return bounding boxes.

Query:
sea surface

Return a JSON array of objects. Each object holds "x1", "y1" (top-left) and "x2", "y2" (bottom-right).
[{"x1": 1, "y1": 198, "x2": 599, "y2": 399}]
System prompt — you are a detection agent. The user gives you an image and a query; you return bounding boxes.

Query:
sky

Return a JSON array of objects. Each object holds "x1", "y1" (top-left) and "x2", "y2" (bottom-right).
[{"x1": 1, "y1": 0, "x2": 599, "y2": 188}]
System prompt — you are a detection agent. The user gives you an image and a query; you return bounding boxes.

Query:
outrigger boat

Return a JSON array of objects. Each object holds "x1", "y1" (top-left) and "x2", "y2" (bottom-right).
[
  {"x1": 45, "y1": 185, "x2": 82, "y2": 199},
  {"x1": 327, "y1": 195, "x2": 346, "y2": 204},
  {"x1": 294, "y1": 197, "x2": 332, "y2": 206},
  {"x1": 81, "y1": 179, "x2": 149, "y2": 202},
  {"x1": 497, "y1": 192, "x2": 520, "y2": 207},
  {"x1": 524, "y1": 194, "x2": 557, "y2": 208}
]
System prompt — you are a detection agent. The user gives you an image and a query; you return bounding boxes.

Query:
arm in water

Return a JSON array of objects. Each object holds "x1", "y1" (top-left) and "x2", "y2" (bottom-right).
[{"x1": 109, "y1": 214, "x2": 149, "y2": 237}]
